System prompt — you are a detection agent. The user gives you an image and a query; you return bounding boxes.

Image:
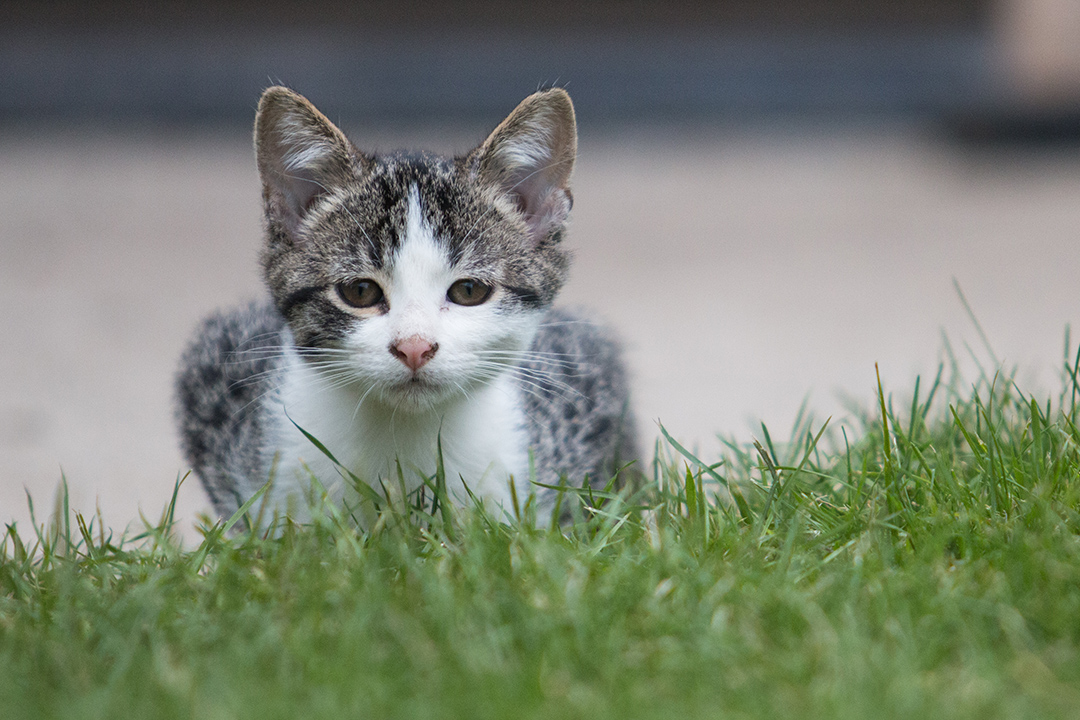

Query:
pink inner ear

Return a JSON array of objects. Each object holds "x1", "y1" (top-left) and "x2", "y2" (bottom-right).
[
  {"x1": 300, "y1": 180, "x2": 325, "y2": 213},
  {"x1": 283, "y1": 164, "x2": 326, "y2": 214},
  {"x1": 514, "y1": 185, "x2": 572, "y2": 244},
  {"x1": 508, "y1": 166, "x2": 572, "y2": 243},
  {"x1": 274, "y1": 167, "x2": 327, "y2": 234},
  {"x1": 511, "y1": 191, "x2": 529, "y2": 216}
]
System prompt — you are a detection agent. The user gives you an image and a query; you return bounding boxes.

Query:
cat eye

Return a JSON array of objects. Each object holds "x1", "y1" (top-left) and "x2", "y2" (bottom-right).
[
  {"x1": 447, "y1": 279, "x2": 493, "y2": 307},
  {"x1": 337, "y1": 279, "x2": 385, "y2": 308}
]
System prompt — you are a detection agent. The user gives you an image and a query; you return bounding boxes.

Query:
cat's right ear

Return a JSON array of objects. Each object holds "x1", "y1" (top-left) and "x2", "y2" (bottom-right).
[
  {"x1": 254, "y1": 87, "x2": 359, "y2": 239},
  {"x1": 472, "y1": 88, "x2": 577, "y2": 245}
]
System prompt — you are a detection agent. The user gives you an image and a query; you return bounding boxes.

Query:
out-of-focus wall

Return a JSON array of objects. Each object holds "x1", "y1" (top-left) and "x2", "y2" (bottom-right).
[
  {"x1": 995, "y1": 0, "x2": 1080, "y2": 106},
  {"x1": 0, "y1": 1, "x2": 989, "y2": 29},
  {"x1": 0, "y1": 0, "x2": 994, "y2": 126}
]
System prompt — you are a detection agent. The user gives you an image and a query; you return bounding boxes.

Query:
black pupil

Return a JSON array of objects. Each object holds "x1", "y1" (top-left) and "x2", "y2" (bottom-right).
[{"x1": 460, "y1": 281, "x2": 476, "y2": 297}]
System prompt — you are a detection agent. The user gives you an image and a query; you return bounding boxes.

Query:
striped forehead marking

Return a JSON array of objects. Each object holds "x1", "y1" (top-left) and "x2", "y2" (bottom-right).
[{"x1": 388, "y1": 186, "x2": 455, "y2": 305}]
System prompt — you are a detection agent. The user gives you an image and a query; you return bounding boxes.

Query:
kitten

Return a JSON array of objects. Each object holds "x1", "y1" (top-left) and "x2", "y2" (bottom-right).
[{"x1": 176, "y1": 86, "x2": 637, "y2": 527}]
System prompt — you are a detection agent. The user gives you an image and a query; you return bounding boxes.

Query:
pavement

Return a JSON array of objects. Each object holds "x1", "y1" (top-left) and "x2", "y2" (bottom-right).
[{"x1": 3, "y1": 122, "x2": 1079, "y2": 541}]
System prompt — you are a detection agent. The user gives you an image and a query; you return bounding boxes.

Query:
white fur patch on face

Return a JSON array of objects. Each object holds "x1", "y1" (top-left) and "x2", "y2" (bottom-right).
[
  {"x1": 386, "y1": 187, "x2": 456, "y2": 341},
  {"x1": 333, "y1": 184, "x2": 542, "y2": 411}
]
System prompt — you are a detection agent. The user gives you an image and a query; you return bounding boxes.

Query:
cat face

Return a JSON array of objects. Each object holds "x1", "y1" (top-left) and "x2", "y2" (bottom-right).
[{"x1": 254, "y1": 87, "x2": 577, "y2": 410}]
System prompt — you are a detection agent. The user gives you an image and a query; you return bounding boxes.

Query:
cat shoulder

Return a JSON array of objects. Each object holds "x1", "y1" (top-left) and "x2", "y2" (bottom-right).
[
  {"x1": 174, "y1": 301, "x2": 286, "y2": 512},
  {"x1": 176, "y1": 300, "x2": 286, "y2": 401},
  {"x1": 530, "y1": 308, "x2": 629, "y2": 393},
  {"x1": 522, "y1": 307, "x2": 638, "y2": 489}
]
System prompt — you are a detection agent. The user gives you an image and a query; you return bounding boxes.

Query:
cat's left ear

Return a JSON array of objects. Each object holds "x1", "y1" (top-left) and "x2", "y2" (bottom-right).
[
  {"x1": 473, "y1": 88, "x2": 577, "y2": 244},
  {"x1": 255, "y1": 86, "x2": 359, "y2": 240}
]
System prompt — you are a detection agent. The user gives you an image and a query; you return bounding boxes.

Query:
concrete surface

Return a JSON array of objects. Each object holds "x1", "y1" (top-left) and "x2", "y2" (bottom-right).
[{"x1": 2, "y1": 123, "x2": 1079, "y2": 541}]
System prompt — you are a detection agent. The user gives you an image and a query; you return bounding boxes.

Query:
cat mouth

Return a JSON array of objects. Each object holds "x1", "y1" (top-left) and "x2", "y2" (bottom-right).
[
  {"x1": 391, "y1": 373, "x2": 441, "y2": 394},
  {"x1": 381, "y1": 374, "x2": 455, "y2": 409},
  {"x1": 403, "y1": 372, "x2": 433, "y2": 386}
]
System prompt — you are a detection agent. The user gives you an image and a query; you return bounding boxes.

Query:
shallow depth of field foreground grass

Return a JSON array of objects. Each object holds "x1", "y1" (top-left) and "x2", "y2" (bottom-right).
[{"x1": 7, "y1": 352, "x2": 1080, "y2": 719}]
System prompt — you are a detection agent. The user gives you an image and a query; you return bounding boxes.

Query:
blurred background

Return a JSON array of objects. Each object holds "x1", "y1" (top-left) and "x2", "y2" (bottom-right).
[{"x1": 2, "y1": 0, "x2": 1079, "y2": 539}]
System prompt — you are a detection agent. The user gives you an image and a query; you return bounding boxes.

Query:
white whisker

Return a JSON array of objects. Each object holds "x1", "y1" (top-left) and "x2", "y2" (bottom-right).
[{"x1": 351, "y1": 383, "x2": 379, "y2": 423}]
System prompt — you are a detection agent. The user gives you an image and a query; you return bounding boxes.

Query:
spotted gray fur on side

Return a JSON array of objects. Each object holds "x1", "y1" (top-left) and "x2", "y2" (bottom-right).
[
  {"x1": 519, "y1": 308, "x2": 638, "y2": 504},
  {"x1": 175, "y1": 302, "x2": 286, "y2": 516}
]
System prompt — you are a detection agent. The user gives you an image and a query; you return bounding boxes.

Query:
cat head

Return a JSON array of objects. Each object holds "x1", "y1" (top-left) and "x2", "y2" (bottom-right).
[{"x1": 254, "y1": 86, "x2": 576, "y2": 410}]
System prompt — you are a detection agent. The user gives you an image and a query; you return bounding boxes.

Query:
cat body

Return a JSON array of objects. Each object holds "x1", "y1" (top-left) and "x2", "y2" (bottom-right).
[{"x1": 176, "y1": 87, "x2": 636, "y2": 526}]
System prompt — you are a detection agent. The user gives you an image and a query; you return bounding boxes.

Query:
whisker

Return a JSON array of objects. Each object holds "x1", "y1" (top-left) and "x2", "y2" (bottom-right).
[
  {"x1": 473, "y1": 358, "x2": 592, "y2": 387},
  {"x1": 511, "y1": 373, "x2": 585, "y2": 402},
  {"x1": 351, "y1": 383, "x2": 379, "y2": 423},
  {"x1": 476, "y1": 349, "x2": 581, "y2": 360},
  {"x1": 534, "y1": 319, "x2": 599, "y2": 329},
  {"x1": 470, "y1": 363, "x2": 585, "y2": 403},
  {"x1": 475, "y1": 353, "x2": 584, "y2": 371}
]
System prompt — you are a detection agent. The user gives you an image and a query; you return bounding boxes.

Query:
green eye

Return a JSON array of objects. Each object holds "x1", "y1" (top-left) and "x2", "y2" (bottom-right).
[
  {"x1": 337, "y1": 279, "x2": 384, "y2": 308},
  {"x1": 447, "y1": 279, "x2": 493, "y2": 307}
]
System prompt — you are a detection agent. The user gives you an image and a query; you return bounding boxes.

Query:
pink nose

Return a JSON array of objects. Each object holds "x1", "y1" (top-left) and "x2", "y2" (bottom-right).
[{"x1": 390, "y1": 336, "x2": 438, "y2": 372}]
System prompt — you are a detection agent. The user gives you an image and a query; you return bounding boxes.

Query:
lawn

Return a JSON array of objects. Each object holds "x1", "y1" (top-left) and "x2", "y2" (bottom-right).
[{"x1": 5, "y1": 341, "x2": 1080, "y2": 719}]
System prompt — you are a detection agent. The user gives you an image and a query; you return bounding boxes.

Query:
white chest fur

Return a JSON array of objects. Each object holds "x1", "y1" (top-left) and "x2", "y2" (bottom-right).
[{"x1": 263, "y1": 347, "x2": 533, "y2": 523}]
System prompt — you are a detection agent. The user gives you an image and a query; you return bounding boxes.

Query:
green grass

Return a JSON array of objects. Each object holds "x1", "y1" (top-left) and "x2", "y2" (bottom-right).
[{"x1": 7, "y1": 346, "x2": 1080, "y2": 719}]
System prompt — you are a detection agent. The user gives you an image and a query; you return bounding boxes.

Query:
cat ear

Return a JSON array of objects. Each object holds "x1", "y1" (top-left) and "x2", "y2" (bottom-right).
[
  {"x1": 473, "y1": 88, "x2": 577, "y2": 244},
  {"x1": 254, "y1": 86, "x2": 358, "y2": 239}
]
